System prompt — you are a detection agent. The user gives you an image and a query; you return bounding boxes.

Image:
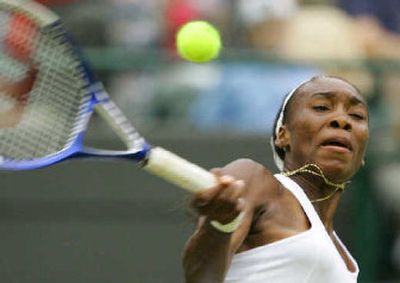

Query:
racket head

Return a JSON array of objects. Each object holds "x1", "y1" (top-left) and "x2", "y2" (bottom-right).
[{"x1": 0, "y1": 0, "x2": 148, "y2": 170}]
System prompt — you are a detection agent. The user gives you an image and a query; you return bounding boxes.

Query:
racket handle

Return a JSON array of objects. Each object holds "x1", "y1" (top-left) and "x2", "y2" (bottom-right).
[{"x1": 143, "y1": 147, "x2": 216, "y2": 193}]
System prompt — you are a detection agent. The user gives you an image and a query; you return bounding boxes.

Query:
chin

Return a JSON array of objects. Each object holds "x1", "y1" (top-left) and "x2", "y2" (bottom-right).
[{"x1": 315, "y1": 159, "x2": 354, "y2": 183}]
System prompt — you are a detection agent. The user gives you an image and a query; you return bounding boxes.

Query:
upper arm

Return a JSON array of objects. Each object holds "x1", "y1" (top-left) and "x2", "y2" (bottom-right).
[{"x1": 182, "y1": 159, "x2": 282, "y2": 281}]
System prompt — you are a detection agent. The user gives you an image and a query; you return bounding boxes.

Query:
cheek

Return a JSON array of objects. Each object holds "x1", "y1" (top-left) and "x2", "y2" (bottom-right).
[
  {"x1": 355, "y1": 126, "x2": 369, "y2": 158},
  {"x1": 344, "y1": 125, "x2": 369, "y2": 174},
  {"x1": 288, "y1": 117, "x2": 319, "y2": 157}
]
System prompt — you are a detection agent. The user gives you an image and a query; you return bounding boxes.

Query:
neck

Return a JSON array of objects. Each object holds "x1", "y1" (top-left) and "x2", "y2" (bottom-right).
[
  {"x1": 290, "y1": 173, "x2": 343, "y2": 233},
  {"x1": 283, "y1": 164, "x2": 345, "y2": 232}
]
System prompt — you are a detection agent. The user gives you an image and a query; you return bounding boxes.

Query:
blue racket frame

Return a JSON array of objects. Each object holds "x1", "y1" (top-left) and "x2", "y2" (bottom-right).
[{"x1": 0, "y1": 20, "x2": 151, "y2": 170}]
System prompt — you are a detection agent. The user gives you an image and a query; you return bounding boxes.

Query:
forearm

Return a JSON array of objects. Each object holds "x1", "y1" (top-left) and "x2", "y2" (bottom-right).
[
  {"x1": 183, "y1": 220, "x2": 234, "y2": 283},
  {"x1": 182, "y1": 159, "x2": 266, "y2": 282}
]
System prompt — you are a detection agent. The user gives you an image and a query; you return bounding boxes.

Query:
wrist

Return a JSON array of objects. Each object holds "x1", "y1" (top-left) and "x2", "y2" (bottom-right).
[{"x1": 209, "y1": 211, "x2": 245, "y2": 233}]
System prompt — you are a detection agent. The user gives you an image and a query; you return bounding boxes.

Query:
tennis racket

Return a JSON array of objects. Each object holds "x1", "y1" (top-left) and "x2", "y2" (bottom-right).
[{"x1": 0, "y1": 0, "x2": 216, "y2": 193}]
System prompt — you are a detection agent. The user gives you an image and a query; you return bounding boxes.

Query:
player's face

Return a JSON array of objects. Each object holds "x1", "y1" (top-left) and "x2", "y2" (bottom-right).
[{"x1": 283, "y1": 77, "x2": 369, "y2": 182}]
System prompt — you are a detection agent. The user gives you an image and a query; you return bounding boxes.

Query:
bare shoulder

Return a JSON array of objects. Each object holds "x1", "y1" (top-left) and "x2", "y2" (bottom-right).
[
  {"x1": 218, "y1": 158, "x2": 272, "y2": 179},
  {"x1": 218, "y1": 159, "x2": 282, "y2": 208},
  {"x1": 219, "y1": 158, "x2": 276, "y2": 182}
]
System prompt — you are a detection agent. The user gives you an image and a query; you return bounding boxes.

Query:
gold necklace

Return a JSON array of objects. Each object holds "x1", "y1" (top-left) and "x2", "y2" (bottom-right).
[{"x1": 282, "y1": 164, "x2": 349, "y2": 203}]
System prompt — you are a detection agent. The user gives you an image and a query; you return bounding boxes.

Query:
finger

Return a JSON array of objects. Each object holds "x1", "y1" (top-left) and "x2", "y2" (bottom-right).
[
  {"x1": 191, "y1": 182, "x2": 225, "y2": 209},
  {"x1": 216, "y1": 179, "x2": 244, "y2": 205},
  {"x1": 191, "y1": 175, "x2": 242, "y2": 217},
  {"x1": 195, "y1": 174, "x2": 235, "y2": 199},
  {"x1": 230, "y1": 180, "x2": 246, "y2": 200},
  {"x1": 236, "y1": 197, "x2": 246, "y2": 212},
  {"x1": 218, "y1": 175, "x2": 235, "y2": 185},
  {"x1": 210, "y1": 167, "x2": 223, "y2": 176},
  {"x1": 201, "y1": 180, "x2": 245, "y2": 219}
]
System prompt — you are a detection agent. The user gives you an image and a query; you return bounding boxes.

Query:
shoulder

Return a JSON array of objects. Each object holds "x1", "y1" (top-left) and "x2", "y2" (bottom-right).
[
  {"x1": 218, "y1": 159, "x2": 283, "y2": 208},
  {"x1": 219, "y1": 158, "x2": 276, "y2": 183},
  {"x1": 219, "y1": 158, "x2": 272, "y2": 178}
]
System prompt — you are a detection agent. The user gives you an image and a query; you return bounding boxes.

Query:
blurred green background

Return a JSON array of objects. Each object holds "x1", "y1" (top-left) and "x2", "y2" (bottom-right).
[{"x1": 1, "y1": 0, "x2": 400, "y2": 282}]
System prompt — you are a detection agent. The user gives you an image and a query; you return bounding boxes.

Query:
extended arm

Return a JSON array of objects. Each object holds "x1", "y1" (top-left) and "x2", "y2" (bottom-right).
[{"x1": 182, "y1": 159, "x2": 277, "y2": 283}]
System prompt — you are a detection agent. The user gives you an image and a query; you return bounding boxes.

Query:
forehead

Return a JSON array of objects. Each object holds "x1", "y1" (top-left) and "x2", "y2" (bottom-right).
[{"x1": 295, "y1": 77, "x2": 366, "y2": 105}]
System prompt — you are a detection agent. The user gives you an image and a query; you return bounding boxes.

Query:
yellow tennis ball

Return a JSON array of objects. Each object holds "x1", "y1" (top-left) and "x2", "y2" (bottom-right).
[{"x1": 176, "y1": 21, "x2": 222, "y2": 63}]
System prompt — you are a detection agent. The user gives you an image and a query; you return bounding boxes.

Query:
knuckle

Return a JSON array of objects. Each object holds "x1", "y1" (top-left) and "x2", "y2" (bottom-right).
[{"x1": 210, "y1": 167, "x2": 223, "y2": 176}]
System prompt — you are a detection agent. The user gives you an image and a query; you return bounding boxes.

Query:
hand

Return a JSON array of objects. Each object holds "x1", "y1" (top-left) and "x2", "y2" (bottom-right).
[{"x1": 191, "y1": 169, "x2": 246, "y2": 225}]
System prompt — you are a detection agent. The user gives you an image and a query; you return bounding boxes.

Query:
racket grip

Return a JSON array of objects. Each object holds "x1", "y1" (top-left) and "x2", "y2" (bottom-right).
[{"x1": 143, "y1": 147, "x2": 217, "y2": 193}]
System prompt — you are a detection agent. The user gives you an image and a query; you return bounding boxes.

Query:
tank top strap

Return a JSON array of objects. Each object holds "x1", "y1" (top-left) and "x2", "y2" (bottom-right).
[{"x1": 274, "y1": 173, "x2": 325, "y2": 230}]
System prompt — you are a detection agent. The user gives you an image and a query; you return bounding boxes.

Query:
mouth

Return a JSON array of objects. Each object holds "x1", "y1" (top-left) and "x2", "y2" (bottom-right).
[{"x1": 321, "y1": 137, "x2": 352, "y2": 152}]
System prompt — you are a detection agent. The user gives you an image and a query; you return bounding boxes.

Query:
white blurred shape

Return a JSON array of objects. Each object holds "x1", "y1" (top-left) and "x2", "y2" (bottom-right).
[
  {"x1": 238, "y1": 0, "x2": 298, "y2": 26},
  {"x1": 0, "y1": 95, "x2": 15, "y2": 111}
]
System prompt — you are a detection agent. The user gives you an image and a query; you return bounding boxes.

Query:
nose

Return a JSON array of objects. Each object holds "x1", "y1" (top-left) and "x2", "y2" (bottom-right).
[{"x1": 329, "y1": 114, "x2": 352, "y2": 131}]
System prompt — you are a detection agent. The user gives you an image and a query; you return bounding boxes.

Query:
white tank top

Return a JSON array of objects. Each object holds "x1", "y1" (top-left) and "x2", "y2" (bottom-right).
[{"x1": 224, "y1": 174, "x2": 359, "y2": 283}]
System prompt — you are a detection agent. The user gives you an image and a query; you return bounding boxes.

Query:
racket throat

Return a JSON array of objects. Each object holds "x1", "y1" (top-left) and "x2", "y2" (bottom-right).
[
  {"x1": 92, "y1": 86, "x2": 145, "y2": 150},
  {"x1": 78, "y1": 145, "x2": 151, "y2": 163}
]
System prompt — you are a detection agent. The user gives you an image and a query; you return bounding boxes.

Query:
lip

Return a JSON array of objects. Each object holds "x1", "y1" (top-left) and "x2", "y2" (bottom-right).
[
  {"x1": 320, "y1": 136, "x2": 353, "y2": 153},
  {"x1": 320, "y1": 145, "x2": 351, "y2": 154}
]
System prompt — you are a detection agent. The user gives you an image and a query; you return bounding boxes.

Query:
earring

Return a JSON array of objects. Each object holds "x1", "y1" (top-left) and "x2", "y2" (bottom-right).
[{"x1": 361, "y1": 160, "x2": 366, "y2": 167}]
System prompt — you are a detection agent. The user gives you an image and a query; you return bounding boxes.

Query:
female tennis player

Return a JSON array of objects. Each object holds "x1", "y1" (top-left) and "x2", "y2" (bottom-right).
[{"x1": 183, "y1": 75, "x2": 369, "y2": 283}]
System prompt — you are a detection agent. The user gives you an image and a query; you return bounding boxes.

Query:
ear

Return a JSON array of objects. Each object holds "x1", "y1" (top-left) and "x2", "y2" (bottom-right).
[{"x1": 274, "y1": 125, "x2": 290, "y2": 150}]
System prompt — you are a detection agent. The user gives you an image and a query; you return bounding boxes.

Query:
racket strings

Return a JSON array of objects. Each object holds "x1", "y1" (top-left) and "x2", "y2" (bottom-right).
[{"x1": 0, "y1": 9, "x2": 91, "y2": 160}]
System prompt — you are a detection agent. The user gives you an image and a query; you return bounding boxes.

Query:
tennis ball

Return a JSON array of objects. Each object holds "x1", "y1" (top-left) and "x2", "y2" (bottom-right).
[{"x1": 176, "y1": 21, "x2": 222, "y2": 63}]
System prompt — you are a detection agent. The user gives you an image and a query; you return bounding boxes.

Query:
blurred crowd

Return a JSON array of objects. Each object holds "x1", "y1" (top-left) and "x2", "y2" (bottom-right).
[
  {"x1": 39, "y1": 0, "x2": 400, "y2": 281},
  {"x1": 43, "y1": 0, "x2": 400, "y2": 57},
  {"x1": 46, "y1": 0, "x2": 400, "y2": 135}
]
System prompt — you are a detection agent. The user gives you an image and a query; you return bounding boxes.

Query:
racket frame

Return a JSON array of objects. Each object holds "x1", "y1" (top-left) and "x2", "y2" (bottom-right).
[{"x1": 0, "y1": 0, "x2": 218, "y2": 194}]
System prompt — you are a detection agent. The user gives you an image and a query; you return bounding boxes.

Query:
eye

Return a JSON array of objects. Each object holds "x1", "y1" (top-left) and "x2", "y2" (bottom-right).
[
  {"x1": 312, "y1": 105, "x2": 329, "y2": 112},
  {"x1": 350, "y1": 113, "x2": 365, "y2": 120}
]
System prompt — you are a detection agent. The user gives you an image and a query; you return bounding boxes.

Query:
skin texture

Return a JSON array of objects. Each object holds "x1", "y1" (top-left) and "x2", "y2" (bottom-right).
[{"x1": 183, "y1": 77, "x2": 369, "y2": 283}]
